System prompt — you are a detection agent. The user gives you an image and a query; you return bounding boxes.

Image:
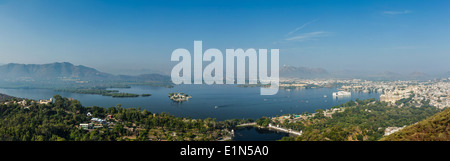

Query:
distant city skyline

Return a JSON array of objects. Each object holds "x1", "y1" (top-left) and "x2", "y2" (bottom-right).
[{"x1": 0, "y1": 0, "x2": 449, "y2": 75}]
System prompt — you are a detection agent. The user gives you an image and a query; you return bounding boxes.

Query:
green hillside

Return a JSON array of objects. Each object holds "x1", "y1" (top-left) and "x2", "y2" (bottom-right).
[{"x1": 381, "y1": 108, "x2": 450, "y2": 141}]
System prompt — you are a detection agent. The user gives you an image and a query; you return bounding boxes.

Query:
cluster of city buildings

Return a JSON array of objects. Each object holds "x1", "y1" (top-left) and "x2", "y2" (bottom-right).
[
  {"x1": 301, "y1": 78, "x2": 450, "y2": 109},
  {"x1": 280, "y1": 78, "x2": 361, "y2": 87},
  {"x1": 78, "y1": 114, "x2": 114, "y2": 130},
  {"x1": 375, "y1": 81, "x2": 449, "y2": 109},
  {"x1": 38, "y1": 98, "x2": 53, "y2": 105},
  {"x1": 2, "y1": 98, "x2": 53, "y2": 108},
  {"x1": 279, "y1": 78, "x2": 356, "y2": 89}
]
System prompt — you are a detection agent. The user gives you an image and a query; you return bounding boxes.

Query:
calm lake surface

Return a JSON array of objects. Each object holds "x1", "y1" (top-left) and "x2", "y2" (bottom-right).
[
  {"x1": 232, "y1": 126, "x2": 289, "y2": 141},
  {"x1": 0, "y1": 85, "x2": 380, "y2": 121}
]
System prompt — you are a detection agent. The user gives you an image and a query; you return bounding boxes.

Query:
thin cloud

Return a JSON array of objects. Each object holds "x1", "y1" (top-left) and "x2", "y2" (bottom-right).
[
  {"x1": 382, "y1": 10, "x2": 411, "y2": 15},
  {"x1": 285, "y1": 19, "x2": 318, "y2": 36},
  {"x1": 285, "y1": 31, "x2": 329, "y2": 41}
]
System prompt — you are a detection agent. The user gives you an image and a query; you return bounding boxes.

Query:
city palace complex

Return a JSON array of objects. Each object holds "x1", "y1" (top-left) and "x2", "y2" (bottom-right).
[{"x1": 280, "y1": 77, "x2": 450, "y2": 110}]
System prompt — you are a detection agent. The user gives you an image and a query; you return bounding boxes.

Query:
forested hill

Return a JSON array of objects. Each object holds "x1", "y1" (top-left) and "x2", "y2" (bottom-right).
[
  {"x1": 0, "y1": 95, "x2": 234, "y2": 141},
  {"x1": 275, "y1": 99, "x2": 443, "y2": 141},
  {"x1": 381, "y1": 108, "x2": 450, "y2": 141}
]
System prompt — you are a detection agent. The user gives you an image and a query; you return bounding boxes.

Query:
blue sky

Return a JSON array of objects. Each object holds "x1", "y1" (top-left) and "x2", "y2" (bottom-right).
[{"x1": 0, "y1": 0, "x2": 449, "y2": 75}]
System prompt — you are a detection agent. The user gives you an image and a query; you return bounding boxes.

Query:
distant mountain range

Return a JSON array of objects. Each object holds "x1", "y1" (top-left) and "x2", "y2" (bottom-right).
[
  {"x1": 0, "y1": 63, "x2": 447, "y2": 83},
  {"x1": 280, "y1": 66, "x2": 329, "y2": 78},
  {"x1": 0, "y1": 62, "x2": 170, "y2": 82},
  {"x1": 280, "y1": 65, "x2": 447, "y2": 80}
]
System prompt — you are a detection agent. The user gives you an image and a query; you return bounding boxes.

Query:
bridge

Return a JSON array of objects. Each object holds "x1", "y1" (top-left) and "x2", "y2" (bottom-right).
[
  {"x1": 268, "y1": 124, "x2": 303, "y2": 136},
  {"x1": 236, "y1": 122, "x2": 257, "y2": 127},
  {"x1": 235, "y1": 122, "x2": 302, "y2": 136}
]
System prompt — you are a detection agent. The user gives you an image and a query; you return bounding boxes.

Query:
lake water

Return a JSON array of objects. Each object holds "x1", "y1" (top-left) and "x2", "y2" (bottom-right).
[
  {"x1": 232, "y1": 126, "x2": 289, "y2": 141},
  {"x1": 0, "y1": 85, "x2": 380, "y2": 121}
]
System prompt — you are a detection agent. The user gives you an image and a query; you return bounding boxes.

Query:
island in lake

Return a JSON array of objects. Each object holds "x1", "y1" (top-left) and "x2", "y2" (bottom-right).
[
  {"x1": 168, "y1": 93, "x2": 191, "y2": 102},
  {"x1": 56, "y1": 88, "x2": 141, "y2": 98},
  {"x1": 141, "y1": 94, "x2": 152, "y2": 97}
]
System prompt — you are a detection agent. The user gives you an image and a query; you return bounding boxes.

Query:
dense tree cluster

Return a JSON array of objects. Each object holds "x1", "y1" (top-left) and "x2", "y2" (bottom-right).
[
  {"x1": 278, "y1": 99, "x2": 442, "y2": 141},
  {"x1": 256, "y1": 117, "x2": 272, "y2": 127},
  {"x1": 0, "y1": 95, "x2": 237, "y2": 141}
]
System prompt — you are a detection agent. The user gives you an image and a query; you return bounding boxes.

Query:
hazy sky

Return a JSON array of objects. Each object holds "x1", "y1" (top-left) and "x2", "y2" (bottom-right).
[{"x1": 0, "y1": 0, "x2": 449, "y2": 75}]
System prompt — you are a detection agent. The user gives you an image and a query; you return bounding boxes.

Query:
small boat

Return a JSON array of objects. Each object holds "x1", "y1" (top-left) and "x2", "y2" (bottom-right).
[
  {"x1": 215, "y1": 106, "x2": 219, "y2": 109},
  {"x1": 323, "y1": 95, "x2": 327, "y2": 98}
]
